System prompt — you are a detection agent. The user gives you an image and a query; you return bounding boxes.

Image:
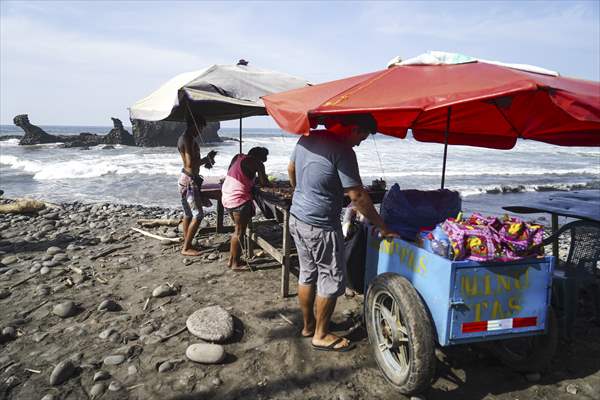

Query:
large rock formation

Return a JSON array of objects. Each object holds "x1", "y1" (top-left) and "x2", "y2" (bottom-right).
[
  {"x1": 104, "y1": 118, "x2": 135, "y2": 146},
  {"x1": 14, "y1": 114, "x2": 59, "y2": 145},
  {"x1": 131, "y1": 119, "x2": 221, "y2": 147},
  {"x1": 14, "y1": 115, "x2": 134, "y2": 147}
]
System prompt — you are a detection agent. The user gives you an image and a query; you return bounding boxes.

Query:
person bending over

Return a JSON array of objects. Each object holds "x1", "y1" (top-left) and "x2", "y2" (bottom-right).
[
  {"x1": 177, "y1": 113, "x2": 217, "y2": 256},
  {"x1": 287, "y1": 115, "x2": 397, "y2": 352},
  {"x1": 221, "y1": 146, "x2": 270, "y2": 271}
]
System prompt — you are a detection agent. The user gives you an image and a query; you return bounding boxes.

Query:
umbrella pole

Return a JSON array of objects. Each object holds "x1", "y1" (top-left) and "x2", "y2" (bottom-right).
[
  {"x1": 239, "y1": 115, "x2": 242, "y2": 154},
  {"x1": 441, "y1": 106, "x2": 452, "y2": 189}
]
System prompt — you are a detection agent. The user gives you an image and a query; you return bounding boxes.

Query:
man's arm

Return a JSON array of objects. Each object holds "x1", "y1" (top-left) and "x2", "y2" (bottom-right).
[
  {"x1": 256, "y1": 161, "x2": 270, "y2": 187},
  {"x1": 288, "y1": 161, "x2": 296, "y2": 189},
  {"x1": 345, "y1": 186, "x2": 397, "y2": 238}
]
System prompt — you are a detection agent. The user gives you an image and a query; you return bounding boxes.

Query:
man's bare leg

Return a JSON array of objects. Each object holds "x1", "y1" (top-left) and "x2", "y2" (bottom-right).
[
  {"x1": 298, "y1": 283, "x2": 316, "y2": 336},
  {"x1": 182, "y1": 217, "x2": 202, "y2": 256},
  {"x1": 312, "y1": 295, "x2": 350, "y2": 349}
]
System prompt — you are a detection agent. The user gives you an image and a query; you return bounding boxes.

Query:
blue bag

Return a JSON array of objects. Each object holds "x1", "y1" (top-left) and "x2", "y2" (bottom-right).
[{"x1": 380, "y1": 184, "x2": 461, "y2": 240}]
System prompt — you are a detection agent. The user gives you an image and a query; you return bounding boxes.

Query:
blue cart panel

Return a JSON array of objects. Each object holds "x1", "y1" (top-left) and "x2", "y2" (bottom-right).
[{"x1": 364, "y1": 228, "x2": 554, "y2": 346}]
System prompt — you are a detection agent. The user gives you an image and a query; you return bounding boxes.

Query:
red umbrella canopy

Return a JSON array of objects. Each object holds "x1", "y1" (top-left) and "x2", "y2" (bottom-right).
[{"x1": 262, "y1": 61, "x2": 600, "y2": 149}]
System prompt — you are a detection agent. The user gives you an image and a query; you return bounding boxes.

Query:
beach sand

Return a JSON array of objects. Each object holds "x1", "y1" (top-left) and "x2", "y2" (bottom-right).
[{"x1": 0, "y1": 199, "x2": 599, "y2": 400}]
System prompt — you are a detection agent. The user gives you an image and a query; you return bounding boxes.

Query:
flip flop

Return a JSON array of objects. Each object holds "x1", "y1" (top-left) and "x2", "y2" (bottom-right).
[
  {"x1": 229, "y1": 265, "x2": 250, "y2": 272},
  {"x1": 311, "y1": 337, "x2": 354, "y2": 352}
]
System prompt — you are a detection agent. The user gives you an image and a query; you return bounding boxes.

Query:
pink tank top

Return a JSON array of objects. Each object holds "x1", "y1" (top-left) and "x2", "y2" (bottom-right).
[{"x1": 221, "y1": 154, "x2": 254, "y2": 209}]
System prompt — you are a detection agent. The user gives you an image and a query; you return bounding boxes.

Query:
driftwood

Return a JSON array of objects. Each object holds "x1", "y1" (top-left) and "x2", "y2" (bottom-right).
[
  {"x1": 9, "y1": 275, "x2": 36, "y2": 290},
  {"x1": 137, "y1": 219, "x2": 181, "y2": 228},
  {"x1": 131, "y1": 227, "x2": 180, "y2": 243},
  {"x1": 0, "y1": 199, "x2": 46, "y2": 214},
  {"x1": 89, "y1": 244, "x2": 131, "y2": 260}
]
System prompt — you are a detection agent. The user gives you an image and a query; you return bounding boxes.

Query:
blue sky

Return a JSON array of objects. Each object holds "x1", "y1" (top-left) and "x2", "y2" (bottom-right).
[{"x1": 1, "y1": 0, "x2": 599, "y2": 128}]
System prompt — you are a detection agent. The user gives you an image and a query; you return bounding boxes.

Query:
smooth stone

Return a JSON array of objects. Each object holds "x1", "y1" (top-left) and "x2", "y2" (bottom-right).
[
  {"x1": 211, "y1": 377, "x2": 222, "y2": 386},
  {"x1": 49, "y1": 359, "x2": 76, "y2": 386},
  {"x1": 158, "y1": 361, "x2": 173, "y2": 373},
  {"x1": 566, "y1": 384, "x2": 579, "y2": 395},
  {"x1": 72, "y1": 274, "x2": 87, "y2": 284},
  {"x1": 41, "y1": 394, "x2": 56, "y2": 400},
  {"x1": 108, "y1": 381, "x2": 123, "y2": 391},
  {"x1": 52, "y1": 253, "x2": 69, "y2": 262},
  {"x1": 90, "y1": 382, "x2": 106, "y2": 398},
  {"x1": 42, "y1": 260, "x2": 59, "y2": 268},
  {"x1": 53, "y1": 301, "x2": 77, "y2": 318},
  {"x1": 152, "y1": 284, "x2": 175, "y2": 298},
  {"x1": 1, "y1": 255, "x2": 17, "y2": 265},
  {"x1": 46, "y1": 247, "x2": 62, "y2": 256},
  {"x1": 165, "y1": 231, "x2": 178, "y2": 239},
  {"x1": 185, "y1": 343, "x2": 226, "y2": 364},
  {"x1": 93, "y1": 371, "x2": 110, "y2": 382},
  {"x1": 2, "y1": 326, "x2": 16, "y2": 338},
  {"x1": 98, "y1": 299, "x2": 121, "y2": 312},
  {"x1": 4, "y1": 268, "x2": 17, "y2": 276},
  {"x1": 103, "y1": 354, "x2": 126, "y2": 366},
  {"x1": 0, "y1": 288, "x2": 10, "y2": 299},
  {"x1": 117, "y1": 257, "x2": 129, "y2": 264},
  {"x1": 36, "y1": 285, "x2": 51, "y2": 296},
  {"x1": 40, "y1": 266, "x2": 51, "y2": 275},
  {"x1": 98, "y1": 328, "x2": 118, "y2": 340},
  {"x1": 33, "y1": 332, "x2": 49, "y2": 343},
  {"x1": 41, "y1": 254, "x2": 53, "y2": 261},
  {"x1": 127, "y1": 365, "x2": 138, "y2": 375},
  {"x1": 186, "y1": 305, "x2": 234, "y2": 342},
  {"x1": 207, "y1": 253, "x2": 218, "y2": 261},
  {"x1": 140, "y1": 325, "x2": 155, "y2": 335},
  {"x1": 30, "y1": 264, "x2": 42, "y2": 274}
]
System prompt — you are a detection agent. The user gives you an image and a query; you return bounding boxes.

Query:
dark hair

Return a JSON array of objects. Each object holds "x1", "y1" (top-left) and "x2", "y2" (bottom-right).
[
  {"x1": 185, "y1": 109, "x2": 206, "y2": 128},
  {"x1": 248, "y1": 146, "x2": 269, "y2": 162},
  {"x1": 341, "y1": 113, "x2": 377, "y2": 134}
]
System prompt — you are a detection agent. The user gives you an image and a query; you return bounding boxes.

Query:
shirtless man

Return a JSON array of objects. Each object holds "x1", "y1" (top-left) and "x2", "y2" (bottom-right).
[{"x1": 177, "y1": 114, "x2": 217, "y2": 256}]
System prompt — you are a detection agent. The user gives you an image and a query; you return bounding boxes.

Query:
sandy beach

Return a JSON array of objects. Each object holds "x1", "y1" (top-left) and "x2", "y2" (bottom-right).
[{"x1": 1, "y1": 197, "x2": 599, "y2": 400}]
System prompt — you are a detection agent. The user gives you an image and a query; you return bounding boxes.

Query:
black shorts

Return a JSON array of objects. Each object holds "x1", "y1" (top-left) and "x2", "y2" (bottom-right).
[{"x1": 225, "y1": 201, "x2": 254, "y2": 217}]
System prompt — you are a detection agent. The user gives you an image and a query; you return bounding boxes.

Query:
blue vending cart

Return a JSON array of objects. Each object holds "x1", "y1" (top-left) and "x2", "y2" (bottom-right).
[{"x1": 363, "y1": 226, "x2": 558, "y2": 395}]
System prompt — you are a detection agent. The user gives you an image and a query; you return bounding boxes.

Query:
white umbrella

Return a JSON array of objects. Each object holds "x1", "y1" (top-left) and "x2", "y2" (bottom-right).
[{"x1": 129, "y1": 63, "x2": 309, "y2": 151}]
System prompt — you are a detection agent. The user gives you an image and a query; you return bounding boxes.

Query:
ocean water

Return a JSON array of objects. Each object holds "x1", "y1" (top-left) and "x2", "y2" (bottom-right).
[{"x1": 1, "y1": 125, "x2": 599, "y2": 217}]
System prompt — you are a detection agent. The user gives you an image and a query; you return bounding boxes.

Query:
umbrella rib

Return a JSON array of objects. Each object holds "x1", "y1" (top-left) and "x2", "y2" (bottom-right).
[{"x1": 492, "y1": 97, "x2": 524, "y2": 139}]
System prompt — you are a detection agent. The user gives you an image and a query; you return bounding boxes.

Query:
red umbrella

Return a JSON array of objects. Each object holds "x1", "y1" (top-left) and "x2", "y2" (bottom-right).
[{"x1": 263, "y1": 60, "x2": 600, "y2": 187}]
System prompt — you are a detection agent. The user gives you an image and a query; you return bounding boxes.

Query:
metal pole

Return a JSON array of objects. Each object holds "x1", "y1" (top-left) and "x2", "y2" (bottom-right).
[
  {"x1": 239, "y1": 115, "x2": 243, "y2": 154},
  {"x1": 441, "y1": 106, "x2": 452, "y2": 189}
]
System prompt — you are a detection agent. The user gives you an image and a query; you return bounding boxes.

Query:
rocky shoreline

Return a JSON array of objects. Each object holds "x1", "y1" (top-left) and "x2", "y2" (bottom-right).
[{"x1": 1, "y1": 198, "x2": 599, "y2": 400}]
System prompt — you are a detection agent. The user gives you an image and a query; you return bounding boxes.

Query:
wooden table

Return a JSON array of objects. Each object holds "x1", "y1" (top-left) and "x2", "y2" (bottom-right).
[{"x1": 246, "y1": 186, "x2": 387, "y2": 298}]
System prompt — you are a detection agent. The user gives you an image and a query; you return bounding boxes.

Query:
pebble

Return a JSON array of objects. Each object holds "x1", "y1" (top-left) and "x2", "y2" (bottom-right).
[
  {"x1": 103, "y1": 354, "x2": 126, "y2": 366},
  {"x1": 566, "y1": 383, "x2": 579, "y2": 395},
  {"x1": 183, "y1": 258, "x2": 192, "y2": 266},
  {"x1": 53, "y1": 301, "x2": 78, "y2": 318},
  {"x1": 108, "y1": 381, "x2": 123, "y2": 391},
  {"x1": 185, "y1": 343, "x2": 226, "y2": 364},
  {"x1": 41, "y1": 394, "x2": 56, "y2": 400},
  {"x1": 46, "y1": 247, "x2": 62, "y2": 256},
  {"x1": 152, "y1": 284, "x2": 175, "y2": 298},
  {"x1": 49, "y1": 359, "x2": 76, "y2": 386},
  {"x1": 186, "y1": 305, "x2": 234, "y2": 342},
  {"x1": 3, "y1": 268, "x2": 17, "y2": 276},
  {"x1": 33, "y1": 332, "x2": 49, "y2": 343},
  {"x1": 30, "y1": 264, "x2": 42, "y2": 274},
  {"x1": 127, "y1": 365, "x2": 138, "y2": 375},
  {"x1": 2, "y1": 326, "x2": 16, "y2": 338},
  {"x1": 117, "y1": 257, "x2": 129, "y2": 264},
  {"x1": 207, "y1": 253, "x2": 218, "y2": 261},
  {"x1": 90, "y1": 382, "x2": 106, "y2": 398},
  {"x1": 211, "y1": 377, "x2": 222, "y2": 386},
  {"x1": 140, "y1": 325, "x2": 155, "y2": 335},
  {"x1": 40, "y1": 267, "x2": 51, "y2": 275},
  {"x1": 1, "y1": 255, "x2": 17, "y2": 265},
  {"x1": 0, "y1": 288, "x2": 10, "y2": 299},
  {"x1": 36, "y1": 285, "x2": 51, "y2": 296},
  {"x1": 52, "y1": 253, "x2": 69, "y2": 262},
  {"x1": 42, "y1": 260, "x2": 59, "y2": 268},
  {"x1": 93, "y1": 371, "x2": 110, "y2": 382},
  {"x1": 41, "y1": 254, "x2": 53, "y2": 261},
  {"x1": 158, "y1": 361, "x2": 173, "y2": 372},
  {"x1": 98, "y1": 328, "x2": 118, "y2": 340},
  {"x1": 98, "y1": 299, "x2": 121, "y2": 312}
]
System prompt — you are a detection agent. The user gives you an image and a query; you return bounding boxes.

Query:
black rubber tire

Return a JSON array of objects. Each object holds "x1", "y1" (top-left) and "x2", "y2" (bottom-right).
[
  {"x1": 489, "y1": 306, "x2": 558, "y2": 372},
  {"x1": 365, "y1": 273, "x2": 436, "y2": 395}
]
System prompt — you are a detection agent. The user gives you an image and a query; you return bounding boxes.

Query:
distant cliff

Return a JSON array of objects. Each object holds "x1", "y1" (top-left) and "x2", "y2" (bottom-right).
[
  {"x1": 131, "y1": 119, "x2": 221, "y2": 147},
  {"x1": 13, "y1": 114, "x2": 135, "y2": 147}
]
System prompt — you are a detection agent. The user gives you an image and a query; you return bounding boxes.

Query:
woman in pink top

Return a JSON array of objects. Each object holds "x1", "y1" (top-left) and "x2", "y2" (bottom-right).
[{"x1": 221, "y1": 147, "x2": 270, "y2": 270}]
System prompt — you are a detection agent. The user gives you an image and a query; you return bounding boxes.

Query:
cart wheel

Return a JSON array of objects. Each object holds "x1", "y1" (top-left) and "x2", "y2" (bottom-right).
[
  {"x1": 365, "y1": 273, "x2": 436, "y2": 395},
  {"x1": 489, "y1": 306, "x2": 558, "y2": 372}
]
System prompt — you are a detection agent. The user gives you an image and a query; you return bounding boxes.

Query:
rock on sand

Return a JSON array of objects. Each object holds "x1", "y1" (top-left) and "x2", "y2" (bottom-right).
[
  {"x1": 186, "y1": 305, "x2": 234, "y2": 342},
  {"x1": 185, "y1": 343, "x2": 225, "y2": 364}
]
